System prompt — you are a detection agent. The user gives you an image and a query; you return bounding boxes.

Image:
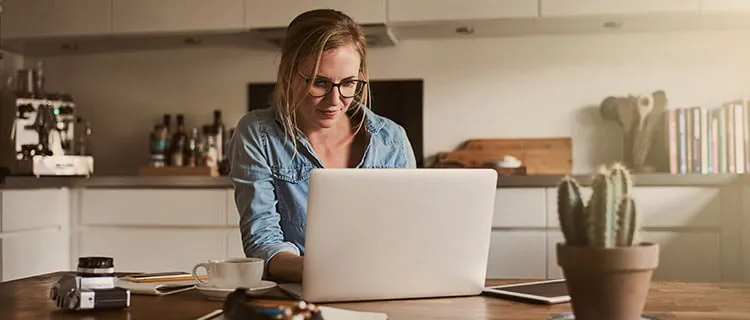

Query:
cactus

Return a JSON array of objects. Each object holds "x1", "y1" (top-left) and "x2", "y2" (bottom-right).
[
  {"x1": 557, "y1": 163, "x2": 640, "y2": 248},
  {"x1": 557, "y1": 176, "x2": 586, "y2": 246}
]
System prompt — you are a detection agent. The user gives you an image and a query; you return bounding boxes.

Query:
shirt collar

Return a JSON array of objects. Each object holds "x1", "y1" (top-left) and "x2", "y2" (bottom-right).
[{"x1": 271, "y1": 104, "x2": 385, "y2": 135}]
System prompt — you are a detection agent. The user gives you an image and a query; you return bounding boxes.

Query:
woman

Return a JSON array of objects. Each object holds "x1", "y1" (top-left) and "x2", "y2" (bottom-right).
[{"x1": 228, "y1": 8, "x2": 417, "y2": 283}]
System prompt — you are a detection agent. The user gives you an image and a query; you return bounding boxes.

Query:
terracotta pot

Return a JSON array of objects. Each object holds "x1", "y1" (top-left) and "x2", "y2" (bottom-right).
[{"x1": 556, "y1": 242, "x2": 659, "y2": 320}]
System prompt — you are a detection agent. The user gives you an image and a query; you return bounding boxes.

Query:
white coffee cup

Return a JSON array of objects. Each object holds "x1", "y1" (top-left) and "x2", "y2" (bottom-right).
[{"x1": 191, "y1": 257, "x2": 264, "y2": 289}]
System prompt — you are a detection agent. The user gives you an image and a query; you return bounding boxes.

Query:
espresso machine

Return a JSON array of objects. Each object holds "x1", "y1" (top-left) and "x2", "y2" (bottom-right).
[{"x1": 1, "y1": 64, "x2": 94, "y2": 177}]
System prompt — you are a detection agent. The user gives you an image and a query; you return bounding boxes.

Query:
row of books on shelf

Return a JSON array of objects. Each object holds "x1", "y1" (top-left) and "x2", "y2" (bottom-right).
[{"x1": 666, "y1": 100, "x2": 749, "y2": 174}]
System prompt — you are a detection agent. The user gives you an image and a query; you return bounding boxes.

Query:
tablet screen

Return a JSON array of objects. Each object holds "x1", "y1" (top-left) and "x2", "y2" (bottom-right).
[{"x1": 495, "y1": 281, "x2": 568, "y2": 297}]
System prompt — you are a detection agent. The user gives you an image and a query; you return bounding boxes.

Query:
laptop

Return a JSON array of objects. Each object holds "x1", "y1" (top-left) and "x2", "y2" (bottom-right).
[{"x1": 278, "y1": 168, "x2": 498, "y2": 303}]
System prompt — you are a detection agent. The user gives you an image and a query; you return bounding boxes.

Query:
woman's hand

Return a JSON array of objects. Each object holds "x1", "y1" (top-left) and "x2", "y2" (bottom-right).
[{"x1": 268, "y1": 252, "x2": 304, "y2": 283}]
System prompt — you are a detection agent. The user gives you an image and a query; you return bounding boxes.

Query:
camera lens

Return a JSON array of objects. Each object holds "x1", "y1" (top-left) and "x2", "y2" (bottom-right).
[{"x1": 77, "y1": 256, "x2": 115, "y2": 277}]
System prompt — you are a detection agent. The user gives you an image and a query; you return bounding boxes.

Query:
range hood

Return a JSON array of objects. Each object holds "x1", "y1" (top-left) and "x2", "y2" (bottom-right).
[{"x1": 250, "y1": 23, "x2": 400, "y2": 48}]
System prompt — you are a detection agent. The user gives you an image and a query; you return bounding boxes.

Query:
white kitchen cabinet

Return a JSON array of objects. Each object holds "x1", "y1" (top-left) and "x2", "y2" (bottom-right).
[
  {"x1": 1, "y1": 228, "x2": 69, "y2": 282},
  {"x1": 1, "y1": 0, "x2": 111, "y2": 39},
  {"x1": 493, "y1": 188, "x2": 546, "y2": 228},
  {"x1": 78, "y1": 228, "x2": 226, "y2": 273},
  {"x1": 388, "y1": 0, "x2": 538, "y2": 23},
  {"x1": 227, "y1": 229, "x2": 244, "y2": 258},
  {"x1": 540, "y1": 0, "x2": 701, "y2": 17},
  {"x1": 0, "y1": 0, "x2": 53, "y2": 39},
  {"x1": 486, "y1": 230, "x2": 546, "y2": 279},
  {"x1": 0, "y1": 188, "x2": 70, "y2": 282},
  {"x1": 52, "y1": 0, "x2": 113, "y2": 36},
  {"x1": 545, "y1": 187, "x2": 721, "y2": 228},
  {"x1": 227, "y1": 189, "x2": 240, "y2": 227},
  {"x1": 183, "y1": 0, "x2": 246, "y2": 32},
  {"x1": 80, "y1": 189, "x2": 227, "y2": 227},
  {"x1": 112, "y1": 0, "x2": 185, "y2": 34},
  {"x1": 112, "y1": 0, "x2": 244, "y2": 34},
  {"x1": 1, "y1": 189, "x2": 69, "y2": 232},
  {"x1": 701, "y1": 0, "x2": 750, "y2": 12},
  {"x1": 245, "y1": 0, "x2": 387, "y2": 29},
  {"x1": 546, "y1": 230, "x2": 722, "y2": 282}
]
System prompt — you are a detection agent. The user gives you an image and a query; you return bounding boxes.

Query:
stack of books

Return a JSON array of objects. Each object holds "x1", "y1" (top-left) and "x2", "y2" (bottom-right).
[{"x1": 665, "y1": 100, "x2": 749, "y2": 174}]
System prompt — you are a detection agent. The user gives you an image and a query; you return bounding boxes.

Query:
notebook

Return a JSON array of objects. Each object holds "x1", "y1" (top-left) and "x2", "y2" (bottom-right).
[
  {"x1": 195, "y1": 306, "x2": 387, "y2": 320},
  {"x1": 117, "y1": 278, "x2": 196, "y2": 296}
]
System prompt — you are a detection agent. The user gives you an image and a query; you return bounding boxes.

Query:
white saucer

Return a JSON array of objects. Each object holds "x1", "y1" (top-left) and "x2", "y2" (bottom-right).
[{"x1": 196, "y1": 280, "x2": 277, "y2": 301}]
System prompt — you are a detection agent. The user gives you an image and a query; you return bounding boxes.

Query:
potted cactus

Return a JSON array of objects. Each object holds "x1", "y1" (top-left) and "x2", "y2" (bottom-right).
[{"x1": 556, "y1": 163, "x2": 659, "y2": 320}]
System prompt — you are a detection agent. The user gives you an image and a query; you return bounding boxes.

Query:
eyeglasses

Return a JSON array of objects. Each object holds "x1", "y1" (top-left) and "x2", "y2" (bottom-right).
[
  {"x1": 298, "y1": 72, "x2": 367, "y2": 98},
  {"x1": 222, "y1": 288, "x2": 323, "y2": 320}
]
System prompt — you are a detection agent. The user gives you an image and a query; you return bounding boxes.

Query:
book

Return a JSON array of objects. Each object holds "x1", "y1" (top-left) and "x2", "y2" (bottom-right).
[
  {"x1": 119, "y1": 271, "x2": 207, "y2": 283},
  {"x1": 117, "y1": 278, "x2": 196, "y2": 296}
]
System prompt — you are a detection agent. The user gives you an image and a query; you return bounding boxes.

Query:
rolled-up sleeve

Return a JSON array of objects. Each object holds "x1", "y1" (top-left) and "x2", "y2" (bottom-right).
[{"x1": 228, "y1": 113, "x2": 300, "y2": 270}]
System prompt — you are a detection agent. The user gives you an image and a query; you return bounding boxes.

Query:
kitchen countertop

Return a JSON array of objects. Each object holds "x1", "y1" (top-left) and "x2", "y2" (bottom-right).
[{"x1": 0, "y1": 172, "x2": 744, "y2": 189}]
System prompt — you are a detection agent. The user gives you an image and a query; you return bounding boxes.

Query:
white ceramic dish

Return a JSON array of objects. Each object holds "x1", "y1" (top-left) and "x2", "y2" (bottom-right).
[{"x1": 196, "y1": 280, "x2": 277, "y2": 301}]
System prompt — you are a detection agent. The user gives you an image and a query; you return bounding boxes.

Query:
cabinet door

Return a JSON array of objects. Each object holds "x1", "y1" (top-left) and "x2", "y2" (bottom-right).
[
  {"x1": 389, "y1": 0, "x2": 538, "y2": 23},
  {"x1": 227, "y1": 189, "x2": 240, "y2": 227},
  {"x1": 701, "y1": 0, "x2": 750, "y2": 12},
  {"x1": 0, "y1": 0, "x2": 53, "y2": 39},
  {"x1": 245, "y1": 0, "x2": 387, "y2": 29},
  {"x1": 80, "y1": 189, "x2": 226, "y2": 227},
  {"x1": 183, "y1": 0, "x2": 245, "y2": 31},
  {"x1": 1, "y1": 189, "x2": 68, "y2": 232},
  {"x1": 227, "y1": 229, "x2": 244, "y2": 258},
  {"x1": 79, "y1": 228, "x2": 226, "y2": 273},
  {"x1": 547, "y1": 231, "x2": 721, "y2": 282},
  {"x1": 486, "y1": 231, "x2": 546, "y2": 279},
  {"x1": 546, "y1": 187, "x2": 720, "y2": 228},
  {"x1": 112, "y1": 0, "x2": 185, "y2": 33},
  {"x1": 493, "y1": 188, "x2": 546, "y2": 228},
  {"x1": 2, "y1": 228, "x2": 69, "y2": 282},
  {"x1": 540, "y1": 0, "x2": 700, "y2": 17},
  {"x1": 53, "y1": 0, "x2": 112, "y2": 36}
]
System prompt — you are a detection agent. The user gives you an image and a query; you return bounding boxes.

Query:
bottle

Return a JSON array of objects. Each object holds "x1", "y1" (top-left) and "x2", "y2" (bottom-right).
[
  {"x1": 185, "y1": 127, "x2": 199, "y2": 167},
  {"x1": 203, "y1": 125, "x2": 218, "y2": 168},
  {"x1": 149, "y1": 124, "x2": 168, "y2": 167},
  {"x1": 75, "y1": 117, "x2": 92, "y2": 156},
  {"x1": 212, "y1": 110, "x2": 226, "y2": 163},
  {"x1": 169, "y1": 114, "x2": 187, "y2": 167},
  {"x1": 163, "y1": 114, "x2": 172, "y2": 134}
]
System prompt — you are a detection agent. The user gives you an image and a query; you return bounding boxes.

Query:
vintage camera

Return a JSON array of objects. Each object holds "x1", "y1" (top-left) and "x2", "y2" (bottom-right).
[{"x1": 50, "y1": 256, "x2": 131, "y2": 311}]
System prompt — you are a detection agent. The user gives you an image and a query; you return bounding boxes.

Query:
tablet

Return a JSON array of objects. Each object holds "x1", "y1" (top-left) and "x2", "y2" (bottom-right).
[{"x1": 482, "y1": 279, "x2": 570, "y2": 304}]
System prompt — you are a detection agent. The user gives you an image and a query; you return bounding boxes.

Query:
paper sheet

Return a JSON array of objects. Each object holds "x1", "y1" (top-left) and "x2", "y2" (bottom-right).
[{"x1": 318, "y1": 306, "x2": 388, "y2": 320}]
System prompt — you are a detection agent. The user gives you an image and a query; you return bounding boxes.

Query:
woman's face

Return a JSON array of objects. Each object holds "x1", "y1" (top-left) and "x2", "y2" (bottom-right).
[{"x1": 297, "y1": 44, "x2": 362, "y2": 132}]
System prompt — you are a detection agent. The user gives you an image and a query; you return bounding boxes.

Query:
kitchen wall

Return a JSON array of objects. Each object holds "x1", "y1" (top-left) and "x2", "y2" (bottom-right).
[
  {"x1": 35, "y1": 28, "x2": 750, "y2": 175},
  {"x1": 1, "y1": 50, "x2": 24, "y2": 89}
]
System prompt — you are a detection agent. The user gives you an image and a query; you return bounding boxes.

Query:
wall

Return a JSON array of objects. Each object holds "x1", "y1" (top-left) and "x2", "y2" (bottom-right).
[
  {"x1": 36, "y1": 28, "x2": 750, "y2": 175},
  {"x1": 0, "y1": 50, "x2": 24, "y2": 91}
]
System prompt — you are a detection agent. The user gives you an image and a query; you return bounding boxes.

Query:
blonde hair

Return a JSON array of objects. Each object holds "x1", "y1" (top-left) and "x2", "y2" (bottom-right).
[{"x1": 271, "y1": 9, "x2": 370, "y2": 151}]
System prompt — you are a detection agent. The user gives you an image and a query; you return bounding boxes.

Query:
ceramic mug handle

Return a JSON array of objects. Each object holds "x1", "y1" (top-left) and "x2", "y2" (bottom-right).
[{"x1": 192, "y1": 263, "x2": 210, "y2": 286}]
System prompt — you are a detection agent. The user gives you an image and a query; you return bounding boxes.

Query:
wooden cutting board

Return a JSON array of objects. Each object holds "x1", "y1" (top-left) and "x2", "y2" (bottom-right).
[{"x1": 433, "y1": 137, "x2": 572, "y2": 175}]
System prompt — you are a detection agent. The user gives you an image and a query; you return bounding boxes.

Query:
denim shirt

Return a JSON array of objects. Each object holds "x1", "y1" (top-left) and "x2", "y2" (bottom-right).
[{"x1": 227, "y1": 106, "x2": 416, "y2": 269}]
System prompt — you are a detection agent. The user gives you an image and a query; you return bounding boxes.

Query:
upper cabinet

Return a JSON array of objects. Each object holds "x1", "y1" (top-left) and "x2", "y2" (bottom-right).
[
  {"x1": 54, "y1": 0, "x2": 113, "y2": 36},
  {"x1": 112, "y1": 0, "x2": 184, "y2": 34},
  {"x1": 245, "y1": 0, "x2": 387, "y2": 29},
  {"x1": 388, "y1": 0, "x2": 539, "y2": 23},
  {"x1": 2, "y1": 0, "x2": 110, "y2": 39},
  {"x1": 112, "y1": 0, "x2": 245, "y2": 34},
  {"x1": 540, "y1": 0, "x2": 701, "y2": 17},
  {"x1": 1, "y1": 0, "x2": 51, "y2": 39},
  {"x1": 701, "y1": 0, "x2": 750, "y2": 13},
  {"x1": 185, "y1": 0, "x2": 246, "y2": 32}
]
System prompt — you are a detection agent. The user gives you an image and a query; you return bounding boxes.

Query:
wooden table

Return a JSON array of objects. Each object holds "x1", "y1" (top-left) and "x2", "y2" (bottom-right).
[{"x1": 2, "y1": 272, "x2": 750, "y2": 319}]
